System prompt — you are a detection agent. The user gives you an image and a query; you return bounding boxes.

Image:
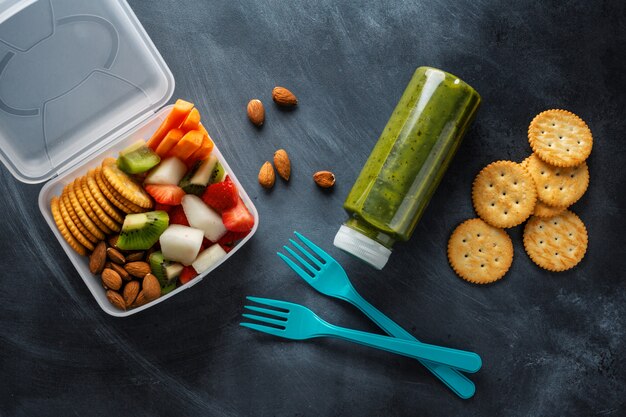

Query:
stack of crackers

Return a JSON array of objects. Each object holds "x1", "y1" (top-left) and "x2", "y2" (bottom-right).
[
  {"x1": 50, "y1": 157, "x2": 153, "y2": 256},
  {"x1": 448, "y1": 109, "x2": 592, "y2": 284}
]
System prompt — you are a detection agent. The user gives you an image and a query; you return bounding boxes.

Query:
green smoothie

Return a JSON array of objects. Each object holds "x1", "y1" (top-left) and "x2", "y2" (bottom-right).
[{"x1": 334, "y1": 67, "x2": 481, "y2": 269}]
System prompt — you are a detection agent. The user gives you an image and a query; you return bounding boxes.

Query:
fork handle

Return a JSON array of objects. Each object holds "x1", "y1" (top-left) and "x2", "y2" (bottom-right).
[
  {"x1": 320, "y1": 320, "x2": 482, "y2": 374},
  {"x1": 343, "y1": 290, "x2": 476, "y2": 399}
]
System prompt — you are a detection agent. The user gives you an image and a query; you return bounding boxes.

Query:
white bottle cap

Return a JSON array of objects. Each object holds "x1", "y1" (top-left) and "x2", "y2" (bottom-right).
[{"x1": 334, "y1": 225, "x2": 392, "y2": 270}]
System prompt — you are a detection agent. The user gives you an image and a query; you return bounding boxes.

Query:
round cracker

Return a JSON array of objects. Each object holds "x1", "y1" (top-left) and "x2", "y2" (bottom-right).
[
  {"x1": 101, "y1": 156, "x2": 117, "y2": 167},
  {"x1": 528, "y1": 109, "x2": 592, "y2": 167},
  {"x1": 523, "y1": 210, "x2": 587, "y2": 272},
  {"x1": 50, "y1": 196, "x2": 87, "y2": 255},
  {"x1": 73, "y1": 177, "x2": 113, "y2": 234},
  {"x1": 59, "y1": 190, "x2": 95, "y2": 251},
  {"x1": 533, "y1": 200, "x2": 566, "y2": 218},
  {"x1": 67, "y1": 180, "x2": 106, "y2": 240},
  {"x1": 102, "y1": 163, "x2": 152, "y2": 208},
  {"x1": 80, "y1": 177, "x2": 122, "y2": 231},
  {"x1": 96, "y1": 167, "x2": 144, "y2": 214},
  {"x1": 448, "y1": 218, "x2": 513, "y2": 284},
  {"x1": 472, "y1": 160, "x2": 537, "y2": 228},
  {"x1": 61, "y1": 186, "x2": 98, "y2": 245},
  {"x1": 525, "y1": 154, "x2": 588, "y2": 207},
  {"x1": 86, "y1": 169, "x2": 125, "y2": 223}
]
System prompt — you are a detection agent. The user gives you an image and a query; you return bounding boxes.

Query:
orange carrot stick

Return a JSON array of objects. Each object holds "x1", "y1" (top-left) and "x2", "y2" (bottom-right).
[
  {"x1": 188, "y1": 134, "x2": 214, "y2": 164},
  {"x1": 168, "y1": 130, "x2": 203, "y2": 160},
  {"x1": 147, "y1": 99, "x2": 194, "y2": 150},
  {"x1": 180, "y1": 108, "x2": 201, "y2": 132},
  {"x1": 155, "y1": 128, "x2": 184, "y2": 157}
]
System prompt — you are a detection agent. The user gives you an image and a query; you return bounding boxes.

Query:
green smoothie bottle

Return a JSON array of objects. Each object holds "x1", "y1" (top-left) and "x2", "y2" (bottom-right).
[{"x1": 334, "y1": 67, "x2": 481, "y2": 269}]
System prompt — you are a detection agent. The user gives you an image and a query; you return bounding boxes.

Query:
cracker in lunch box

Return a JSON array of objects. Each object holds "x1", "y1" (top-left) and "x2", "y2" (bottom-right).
[
  {"x1": 50, "y1": 196, "x2": 87, "y2": 255},
  {"x1": 81, "y1": 176, "x2": 122, "y2": 230},
  {"x1": 528, "y1": 109, "x2": 592, "y2": 167},
  {"x1": 533, "y1": 200, "x2": 566, "y2": 218},
  {"x1": 523, "y1": 210, "x2": 587, "y2": 272},
  {"x1": 59, "y1": 190, "x2": 95, "y2": 251},
  {"x1": 67, "y1": 180, "x2": 106, "y2": 240},
  {"x1": 101, "y1": 163, "x2": 153, "y2": 209},
  {"x1": 73, "y1": 178, "x2": 113, "y2": 234},
  {"x1": 86, "y1": 170, "x2": 125, "y2": 223},
  {"x1": 525, "y1": 154, "x2": 589, "y2": 208},
  {"x1": 61, "y1": 187, "x2": 99, "y2": 245},
  {"x1": 96, "y1": 167, "x2": 144, "y2": 214},
  {"x1": 448, "y1": 218, "x2": 514, "y2": 284},
  {"x1": 472, "y1": 160, "x2": 537, "y2": 228}
]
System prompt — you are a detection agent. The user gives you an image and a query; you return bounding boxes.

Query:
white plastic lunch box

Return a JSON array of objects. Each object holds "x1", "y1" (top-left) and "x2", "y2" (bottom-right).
[{"x1": 0, "y1": 0, "x2": 258, "y2": 316}]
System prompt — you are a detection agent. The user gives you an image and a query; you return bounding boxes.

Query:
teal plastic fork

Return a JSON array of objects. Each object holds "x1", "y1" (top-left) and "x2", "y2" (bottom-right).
[
  {"x1": 277, "y1": 232, "x2": 477, "y2": 399},
  {"x1": 241, "y1": 296, "x2": 482, "y2": 373}
]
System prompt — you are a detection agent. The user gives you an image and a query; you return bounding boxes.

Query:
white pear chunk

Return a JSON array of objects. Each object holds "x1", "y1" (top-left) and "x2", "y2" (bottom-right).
[
  {"x1": 192, "y1": 244, "x2": 227, "y2": 273},
  {"x1": 159, "y1": 225, "x2": 204, "y2": 265},
  {"x1": 181, "y1": 194, "x2": 227, "y2": 241},
  {"x1": 144, "y1": 157, "x2": 187, "y2": 185}
]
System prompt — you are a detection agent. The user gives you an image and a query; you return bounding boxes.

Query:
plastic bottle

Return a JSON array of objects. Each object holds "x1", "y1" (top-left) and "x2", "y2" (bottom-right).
[{"x1": 334, "y1": 67, "x2": 481, "y2": 269}]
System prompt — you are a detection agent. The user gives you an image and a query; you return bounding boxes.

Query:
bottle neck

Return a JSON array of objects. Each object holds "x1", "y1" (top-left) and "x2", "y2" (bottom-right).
[{"x1": 345, "y1": 218, "x2": 396, "y2": 249}]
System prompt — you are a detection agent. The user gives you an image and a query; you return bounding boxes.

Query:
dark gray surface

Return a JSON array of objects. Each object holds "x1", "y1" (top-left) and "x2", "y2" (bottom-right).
[{"x1": 1, "y1": 0, "x2": 625, "y2": 416}]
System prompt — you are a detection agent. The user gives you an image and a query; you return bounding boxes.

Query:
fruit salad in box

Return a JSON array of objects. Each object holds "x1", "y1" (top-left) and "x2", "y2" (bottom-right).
[
  {"x1": 0, "y1": 0, "x2": 257, "y2": 316},
  {"x1": 40, "y1": 101, "x2": 258, "y2": 316}
]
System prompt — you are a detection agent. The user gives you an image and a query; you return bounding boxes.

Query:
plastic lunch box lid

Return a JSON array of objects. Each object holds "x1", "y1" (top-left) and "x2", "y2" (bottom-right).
[{"x1": 0, "y1": 0, "x2": 174, "y2": 183}]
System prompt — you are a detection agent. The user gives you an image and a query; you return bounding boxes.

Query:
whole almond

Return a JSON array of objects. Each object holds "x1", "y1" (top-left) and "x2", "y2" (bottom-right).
[
  {"x1": 101, "y1": 268, "x2": 122, "y2": 291},
  {"x1": 89, "y1": 241, "x2": 107, "y2": 274},
  {"x1": 106, "y1": 290, "x2": 126, "y2": 311},
  {"x1": 272, "y1": 86, "x2": 297, "y2": 107},
  {"x1": 125, "y1": 251, "x2": 145, "y2": 262},
  {"x1": 110, "y1": 262, "x2": 131, "y2": 281},
  {"x1": 142, "y1": 273, "x2": 161, "y2": 300},
  {"x1": 313, "y1": 171, "x2": 336, "y2": 188},
  {"x1": 247, "y1": 99, "x2": 265, "y2": 126},
  {"x1": 123, "y1": 281, "x2": 140, "y2": 307},
  {"x1": 124, "y1": 261, "x2": 151, "y2": 278},
  {"x1": 107, "y1": 235, "x2": 119, "y2": 249},
  {"x1": 131, "y1": 273, "x2": 161, "y2": 307},
  {"x1": 107, "y1": 247, "x2": 126, "y2": 265},
  {"x1": 273, "y1": 149, "x2": 291, "y2": 181},
  {"x1": 258, "y1": 161, "x2": 275, "y2": 189}
]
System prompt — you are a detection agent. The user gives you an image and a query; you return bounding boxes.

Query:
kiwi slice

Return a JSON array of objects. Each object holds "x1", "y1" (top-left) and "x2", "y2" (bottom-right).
[
  {"x1": 117, "y1": 141, "x2": 160, "y2": 174},
  {"x1": 149, "y1": 250, "x2": 183, "y2": 287},
  {"x1": 179, "y1": 155, "x2": 218, "y2": 196},
  {"x1": 209, "y1": 161, "x2": 226, "y2": 184},
  {"x1": 117, "y1": 211, "x2": 169, "y2": 250},
  {"x1": 161, "y1": 282, "x2": 177, "y2": 295}
]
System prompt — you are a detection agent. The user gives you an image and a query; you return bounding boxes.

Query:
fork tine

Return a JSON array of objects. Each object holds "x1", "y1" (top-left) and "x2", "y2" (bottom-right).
[
  {"x1": 294, "y1": 231, "x2": 333, "y2": 262},
  {"x1": 289, "y1": 239, "x2": 324, "y2": 268},
  {"x1": 277, "y1": 252, "x2": 315, "y2": 285},
  {"x1": 242, "y1": 313, "x2": 286, "y2": 327},
  {"x1": 244, "y1": 304, "x2": 289, "y2": 319},
  {"x1": 246, "y1": 296, "x2": 295, "y2": 311},
  {"x1": 240, "y1": 322, "x2": 284, "y2": 336},
  {"x1": 284, "y1": 246, "x2": 318, "y2": 275}
]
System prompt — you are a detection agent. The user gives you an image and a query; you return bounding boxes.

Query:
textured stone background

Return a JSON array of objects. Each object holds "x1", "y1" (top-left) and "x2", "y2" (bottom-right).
[{"x1": 1, "y1": 0, "x2": 624, "y2": 415}]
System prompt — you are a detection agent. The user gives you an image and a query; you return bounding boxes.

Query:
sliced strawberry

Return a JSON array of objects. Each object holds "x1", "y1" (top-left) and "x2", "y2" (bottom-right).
[
  {"x1": 222, "y1": 197, "x2": 254, "y2": 232},
  {"x1": 145, "y1": 184, "x2": 186, "y2": 205},
  {"x1": 154, "y1": 203, "x2": 173, "y2": 213},
  {"x1": 218, "y1": 230, "x2": 250, "y2": 245},
  {"x1": 179, "y1": 265, "x2": 198, "y2": 285},
  {"x1": 202, "y1": 176, "x2": 238, "y2": 212},
  {"x1": 220, "y1": 243, "x2": 234, "y2": 253},
  {"x1": 169, "y1": 205, "x2": 189, "y2": 226}
]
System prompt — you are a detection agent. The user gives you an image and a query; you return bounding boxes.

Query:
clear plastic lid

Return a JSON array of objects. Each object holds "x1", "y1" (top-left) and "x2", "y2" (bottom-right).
[{"x1": 0, "y1": 0, "x2": 174, "y2": 183}]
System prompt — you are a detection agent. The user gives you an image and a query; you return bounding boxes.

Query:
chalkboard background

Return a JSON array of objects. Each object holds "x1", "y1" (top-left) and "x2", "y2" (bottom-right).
[{"x1": 1, "y1": 0, "x2": 625, "y2": 416}]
